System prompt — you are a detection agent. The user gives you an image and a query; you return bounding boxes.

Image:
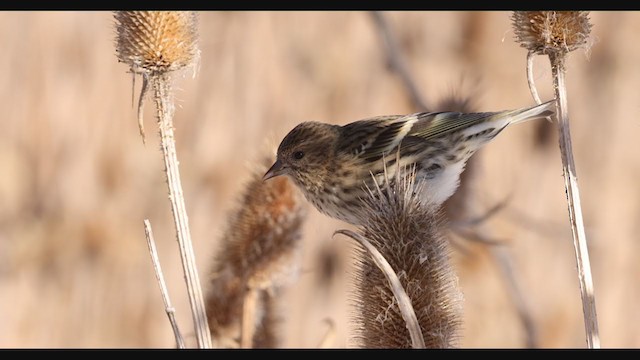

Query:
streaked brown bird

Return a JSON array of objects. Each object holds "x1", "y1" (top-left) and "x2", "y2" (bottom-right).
[{"x1": 264, "y1": 101, "x2": 555, "y2": 226}]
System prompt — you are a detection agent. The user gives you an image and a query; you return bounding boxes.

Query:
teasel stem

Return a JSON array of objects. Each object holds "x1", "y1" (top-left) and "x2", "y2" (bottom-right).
[
  {"x1": 150, "y1": 73, "x2": 212, "y2": 348},
  {"x1": 144, "y1": 219, "x2": 186, "y2": 349},
  {"x1": 114, "y1": 11, "x2": 211, "y2": 348},
  {"x1": 370, "y1": 11, "x2": 429, "y2": 112},
  {"x1": 137, "y1": 75, "x2": 149, "y2": 144},
  {"x1": 526, "y1": 51, "x2": 554, "y2": 125},
  {"x1": 526, "y1": 51, "x2": 543, "y2": 106},
  {"x1": 317, "y1": 318, "x2": 337, "y2": 348},
  {"x1": 512, "y1": 11, "x2": 599, "y2": 347},
  {"x1": 549, "y1": 53, "x2": 600, "y2": 348},
  {"x1": 240, "y1": 287, "x2": 259, "y2": 348}
]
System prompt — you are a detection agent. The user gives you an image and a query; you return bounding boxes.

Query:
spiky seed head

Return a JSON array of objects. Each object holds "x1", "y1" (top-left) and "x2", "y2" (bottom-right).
[
  {"x1": 114, "y1": 11, "x2": 199, "y2": 74},
  {"x1": 350, "y1": 167, "x2": 463, "y2": 348},
  {"x1": 206, "y1": 155, "x2": 307, "y2": 347},
  {"x1": 512, "y1": 11, "x2": 592, "y2": 56}
]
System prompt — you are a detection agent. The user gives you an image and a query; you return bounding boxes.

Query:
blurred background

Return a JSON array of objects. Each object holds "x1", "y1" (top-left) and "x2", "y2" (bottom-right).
[{"x1": 0, "y1": 11, "x2": 638, "y2": 348}]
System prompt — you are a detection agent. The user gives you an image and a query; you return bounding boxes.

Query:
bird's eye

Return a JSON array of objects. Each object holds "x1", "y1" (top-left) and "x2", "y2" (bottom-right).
[{"x1": 293, "y1": 151, "x2": 305, "y2": 160}]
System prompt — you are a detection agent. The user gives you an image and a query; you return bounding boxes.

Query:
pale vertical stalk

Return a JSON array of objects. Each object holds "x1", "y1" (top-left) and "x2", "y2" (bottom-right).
[
  {"x1": 489, "y1": 245, "x2": 537, "y2": 348},
  {"x1": 549, "y1": 54, "x2": 600, "y2": 348},
  {"x1": 512, "y1": 11, "x2": 598, "y2": 347},
  {"x1": 144, "y1": 219, "x2": 186, "y2": 349},
  {"x1": 526, "y1": 51, "x2": 554, "y2": 126},
  {"x1": 152, "y1": 74, "x2": 212, "y2": 348},
  {"x1": 336, "y1": 229, "x2": 425, "y2": 349},
  {"x1": 526, "y1": 51, "x2": 543, "y2": 105},
  {"x1": 317, "y1": 319, "x2": 337, "y2": 348},
  {"x1": 241, "y1": 288, "x2": 259, "y2": 348},
  {"x1": 115, "y1": 11, "x2": 209, "y2": 348}
]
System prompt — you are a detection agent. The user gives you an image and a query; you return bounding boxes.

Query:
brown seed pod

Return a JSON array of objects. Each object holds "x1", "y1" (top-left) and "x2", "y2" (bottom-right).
[
  {"x1": 348, "y1": 165, "x2": 463, "y2": 348},
  {"x1": 206, "y1": 155, "x2": 308, "y2": 348},
  {"x1": 114, "y1": 11, "x2": 199, "y2": 74},
  {"x1": 512, "y1": 11, "x2": 592, "y2": 56}
]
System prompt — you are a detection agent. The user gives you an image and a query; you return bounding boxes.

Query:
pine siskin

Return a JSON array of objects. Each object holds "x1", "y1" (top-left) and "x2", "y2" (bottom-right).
[{"x1": 264, "y1": 100, "x2": 555, "y2": 226}]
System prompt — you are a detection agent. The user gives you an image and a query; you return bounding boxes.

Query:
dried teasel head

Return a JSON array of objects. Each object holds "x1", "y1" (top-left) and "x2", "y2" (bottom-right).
[
  {"x1": 512, "y1": 11, "x2": 592, "y2": 56},
  {"x1": 113, "y1": 11, "x2": 200, "y2": 142},
  {"x1": 348, "y1": 164, "x2": 463, "y2": 348},
  {"x1": 205, "y1": 155, "x2": 308, "y2": 347},
  {"x1": 114, "y1": 11, "x2": 199, "y2": 74}
]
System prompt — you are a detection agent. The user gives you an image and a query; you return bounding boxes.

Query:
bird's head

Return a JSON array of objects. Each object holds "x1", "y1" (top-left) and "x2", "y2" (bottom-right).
[{"x1": 264, "y1": 122, "x2": 339, "y2": 192}]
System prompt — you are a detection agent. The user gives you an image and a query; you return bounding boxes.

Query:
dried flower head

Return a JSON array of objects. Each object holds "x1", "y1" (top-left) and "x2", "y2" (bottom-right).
[
  {"x1": 512, "y1": 11, "x2": 592, "y2": 56},
  {"x1": 206, "y1": 155, "x2": 307, "y2": 347},
  {"x1": 114, "y1": 11, "x2": 199, "y2": 74},
  {"x1": 349, "y1": 164, "x2": 463, "y2": 348}
]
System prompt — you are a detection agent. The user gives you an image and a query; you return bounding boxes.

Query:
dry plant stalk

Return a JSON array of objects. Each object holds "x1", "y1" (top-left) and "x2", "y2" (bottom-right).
[
  {"x1": 512, "y1": 11, "x2": 600, "y2": 348},
  {"x1": 240, "y1": 287, "x2": 259, "y2": 348},
  {"x1": 343, "y1": 162, "x2": 462, "y2": 348},
  {"x1": 369, "y1": 11, "x2": 429, "y2": 112},
  {"x1": 251, "y1": 292, "x2": 280, "y2": 348},
  {"x1": 205, "y1": 155, "x2": 307, "y2": 348},
  {"x1": 317, "y1": 318, "x2": 337, "y2": 348},
  {"x1": 114, "y1": 11, "x2": 212, "y2": 348},
  {"x1": 143, "y1": 219, "x2": 185, "y2": 348},
  {"x1": 526, "y1": 52, "x2": 556, "y2": 148}
]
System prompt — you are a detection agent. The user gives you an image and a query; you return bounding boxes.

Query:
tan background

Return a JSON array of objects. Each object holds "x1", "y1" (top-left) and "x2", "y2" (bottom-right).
[{"x1": 0, "y1": 11, "x2": 638, "y2": 348}]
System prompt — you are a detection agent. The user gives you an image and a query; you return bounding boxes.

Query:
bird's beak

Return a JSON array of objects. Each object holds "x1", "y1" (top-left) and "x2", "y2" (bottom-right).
[{"x1": 263, "y1": 159, "x2": 287, "y2": 181}]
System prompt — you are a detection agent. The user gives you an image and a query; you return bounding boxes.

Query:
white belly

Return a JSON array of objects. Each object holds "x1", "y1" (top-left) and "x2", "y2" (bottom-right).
[{"x1": 418, "y1": 160, "x2": 466, "y2": 207}]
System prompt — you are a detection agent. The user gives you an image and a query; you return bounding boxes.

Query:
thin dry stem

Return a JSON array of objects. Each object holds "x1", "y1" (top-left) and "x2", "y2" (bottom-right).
[
  {"x1": 153, "y1": 75, "x2": 212, "y2": 348},
  {"x1": 370, "y1": 11, "x2": 429, "y2": 112},
  {"x1": 452, "y1": 227, "x2": 504, "y2": 246},
  {"x1": 252, "y1": 292, "x2": 280, "y2": 348},
  {"x1": 144, "y1": 219, "x2": 186, "y2": 349},
  {"x1": 514, "y1": 11, "x2": 598, "y2": 347},
  {"x1": 489, "y1": 244, "x2": 537, "y2": 348},
  {"x1": 527, "y1": 51, "x2": 543, "y2": 105},
  {"x1": 114, "y1": 11, "x2": 210, "y2": 347},
  {"x1": 550, "y1": 53, "x2": 600, "y2": 348},
  {"x1": 450, "y1": 220, "x2": 538, "y2": 347},
  {"x1": 317, "y1": 318, "x2": 337, "y2": 348},
  {"x1": 241, "y1": 287, "x2": 259, "y2": 348},
  {"x1": 137, "y1": 75, "x2": 149, "y2": 144},
  {"x1": 525, "y1": 51, "x2": 554, "y2": 124},
  {"x1": 449, "y1": 194, "x2": 510, "y2": 229},
  {"x1": 336, "y1": 229, "x2": 425, "y2": 349}
]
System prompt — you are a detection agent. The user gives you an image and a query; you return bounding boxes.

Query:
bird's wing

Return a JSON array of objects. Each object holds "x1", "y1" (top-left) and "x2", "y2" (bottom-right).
[
  {"x1": 408, "y1": 111, "x2": 499, "y2": 140},
  {"x1": 337, "y1": 115, "x2": 406, "y2": 159},
  {"x1": 337, "y1": 111, "x2": 500, "y2": 163}
]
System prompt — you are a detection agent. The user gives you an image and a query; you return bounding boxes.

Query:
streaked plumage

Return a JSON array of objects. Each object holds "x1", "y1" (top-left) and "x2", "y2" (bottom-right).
[{"x1": 264, "y1": 100, "x2": 556, "y2": 226}]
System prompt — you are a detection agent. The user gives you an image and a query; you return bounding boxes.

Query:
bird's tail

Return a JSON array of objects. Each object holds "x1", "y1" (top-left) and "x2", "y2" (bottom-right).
[{"x1": 507, "y1": 99, "x2": 556, "y2": 125}]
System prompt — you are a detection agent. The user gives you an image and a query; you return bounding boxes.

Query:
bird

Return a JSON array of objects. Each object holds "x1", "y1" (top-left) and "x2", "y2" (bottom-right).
[{"x1": 263, "y1": 100, "x2": 556, "y2": 226}]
